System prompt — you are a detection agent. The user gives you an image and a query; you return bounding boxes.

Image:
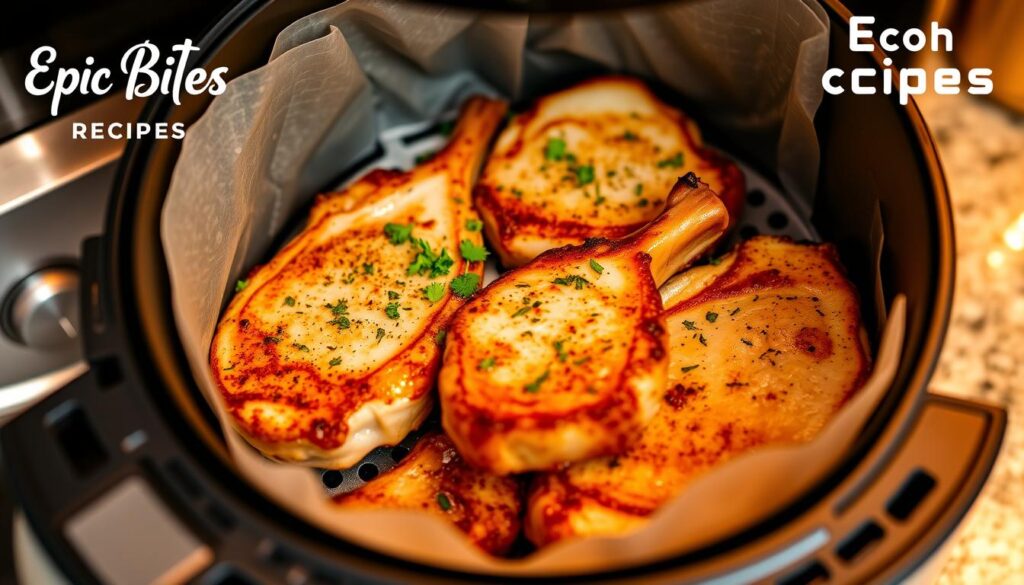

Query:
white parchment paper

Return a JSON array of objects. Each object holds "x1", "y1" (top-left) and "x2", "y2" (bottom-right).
[{"x1": 158, "y1": 0, "x2": 910, "y2": 574}]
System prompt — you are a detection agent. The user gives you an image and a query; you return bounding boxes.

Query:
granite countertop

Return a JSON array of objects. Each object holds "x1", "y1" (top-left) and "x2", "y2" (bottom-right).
[{"x1": 913, "y1": 90, "x2": 1024, "y2": 583}]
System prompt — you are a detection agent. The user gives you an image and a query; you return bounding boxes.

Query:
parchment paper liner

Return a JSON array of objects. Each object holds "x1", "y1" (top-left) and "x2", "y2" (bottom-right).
[{"x1": 161, "y1": 0, "x2": 906, "y2": 574}]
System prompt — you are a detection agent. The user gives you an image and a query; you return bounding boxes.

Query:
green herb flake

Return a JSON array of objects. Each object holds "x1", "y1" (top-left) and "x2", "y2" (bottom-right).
[
  {"x1": 383, "y1": 222, "x2": 413, "y2": 245},
  {"x1": 363, "y1": 263, "x2": 375, "y2": 275},
  {"x1": 683, "y1": 320, "x2": 698, "y2": 330},
  {"x1": 477, "y1": 356, "x2": 496, "y2": 371},
  {"x1": 385, "y1": 303, "x2": 401, "y2": 320},
  {"x1": 292, "y1": 343, "x2": 310, "y2": 352},
  {"x1": 512, "y1": 306, "x2": 532, "y2": 318},
  {"x1": 681, "y1": 364, "x2": 700, "y2": 373},
  {"x1": 637, "y1": 198, "x2": 650, "y2": 207},
  {"x1": 264, "y1": 336, "x2": 282, "y2": 344},
  {"x1": 459, "y1": 239, "x2": 490, "y2": 263},
  {"x1": 553, "y1": 340, "x2": 569, "y2": 362},
  {"x1": 328, "y1": 316, "x2": 351, "y2": 329},
  {"x1": 544, "y1": 137, "x2": 567, "y2": 161},
  {"x1": 235, "y1": 279, "x2": 249, "y2": 293},
  {"x1": 284, "y1": 296, "x2": 295, "y2": 307},
  {"x1": 328, "y1": 300, "x2": 349, "y2": 315},
  {"x1": 465, "y1": 218, "x2": 483, "y2": 232},
  {"x1": 387, "y1": 290, "x2": 400, "y2": 300},
  {"x1": 634, "y1": 183, "x2": 643, "y2": 196},
  {"x1": 329, "y1": 357, "x2": 342, "y2": 367},
  {"x1": 589, "y1": 259, "x2": 604, "y2": 275},
  {"x1": 423, "y1": 282, "x2": 446, "y2": 304},
  {"x1": 622, "y1": 130, "x2": 638, "y2": 141},
  {"x1": 573, "y1": 356, "x2": 592, "y2": 366},
  {"x1": 511, "y1": 187, "x2": 524, "y2": 199},
  {"x1": 698, "y1": 334, "x2": 708, "y2": 346},
  {"x1": 575, "y1": 164, "x2": 595, "y2": 187},
  {"x1": 552, "y1": 274, "x2": 591, "y2": 289},
  {"x1": 656, "y1": 152, "x2": 684, "y2": 168},
  {"x1": 706, "y1": 311, "x2": 719, "y2": 323},
  {"x1": 376, "y1": 328, "x2": 386, "y2": 343},
  {"x1": 435, "y1": 329, "x2": 447, "y2": 347},
  {"x1": 436, "y1": 492, "x2": 453, "y2": 511},
  {"x1": 524, "y1": 369, "x2": 550, "y2": 393},
  {"x1": 450, "y1": 273, "x2": 481, "y2": 298}
]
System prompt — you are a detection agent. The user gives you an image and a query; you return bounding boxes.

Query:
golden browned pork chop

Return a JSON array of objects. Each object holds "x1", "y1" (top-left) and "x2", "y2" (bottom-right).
[
  {"x1": 475, "y1": 76, "x2": 744, "y2": 267},
  {"x1": 334, "y1": 432, "x2": 522, "y2": 556},
  {"x1": 439, "y1": 174, "x2": 729, "y2": 475},
  {"x1": 210, "y1": 97, "x2": 507, "y2": 468},
  {"x1": 525, "y1": 236, "x2": 872, "y2": 545}
]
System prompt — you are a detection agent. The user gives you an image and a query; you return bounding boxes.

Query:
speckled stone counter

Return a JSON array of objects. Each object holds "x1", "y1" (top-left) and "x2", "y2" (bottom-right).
[{"x1": 913, "y1": 90, "x2": 1024, "y2": 583}]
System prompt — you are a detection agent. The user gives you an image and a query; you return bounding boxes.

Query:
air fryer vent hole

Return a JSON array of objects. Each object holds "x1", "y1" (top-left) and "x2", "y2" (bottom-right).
[
  {"x1": 391, "y1": 446, "x2": 410, "y2": 462},
  {"x1": 746, "y1": 189, "x2": 767, "y2": 207},
  {"x1": 357, "y1": 463, "x2": 379, "y2": 482},
  {"x1": 768, "y1": 212, "x2": 790, "y2": 230},
  {"x1": 321, "y1": 470, "x2": 343, "y2": 489},
  {"x1": 740, "y1": 225, "x2": 760, "y2": 240},
  {"x1": 836, "y1": 519, "x2": 885, "y2": 562},
  {"x1": 777, "y1": 559, "x2": 829, "y2": 585},
  {"x1": 887, "y1": 469, "x2": 937, "y2": 521}
]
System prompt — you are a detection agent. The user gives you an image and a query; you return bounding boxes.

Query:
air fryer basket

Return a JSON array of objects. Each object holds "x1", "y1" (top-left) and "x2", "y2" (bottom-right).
[{"x1": 0, "y1": 1, "x2": 1005, "y2": 584}]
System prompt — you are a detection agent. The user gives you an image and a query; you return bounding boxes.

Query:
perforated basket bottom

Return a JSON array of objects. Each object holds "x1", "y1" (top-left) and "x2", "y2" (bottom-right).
[{"x1": 316, "y1": 117, "x2": 818, "y2": 496}]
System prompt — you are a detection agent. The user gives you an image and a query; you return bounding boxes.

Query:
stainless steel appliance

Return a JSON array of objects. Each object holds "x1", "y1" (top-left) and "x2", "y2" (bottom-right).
[{"x1": 0, "y1": 1, "x2": 1007, "y2": 583}]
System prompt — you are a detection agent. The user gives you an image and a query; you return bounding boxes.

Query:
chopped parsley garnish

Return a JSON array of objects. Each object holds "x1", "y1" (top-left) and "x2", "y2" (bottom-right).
[
  {"x1": 435, "y1": 329, "x2": 447, "y2": 347},
  {"x1": 477, "y1": 356, "x2": 496, "y2": 371},
  {"x1": 328, "y1": 316, "x2": 351, "y2": 329},
  {"x1": 637, "y1": 198, "x2": 650, "y2": 207},
  {"x1": 512, "y1": 306, "x2": 532, "y2": 318},
  {"x1": 284, "y1": 296, "x2": 295, "y2": 306},
  {"x1": 264, "y1": 336, "x2": 282, "y2": 344},
  {"x1": 656, "y1": 152, "x2": 684, "y2": 168},
  {"x1": 552, "y1": 274, "x2": 590, "y2": 289},
  {"x1": 329, "y1": 357, "x2": 342, "y2": 367},
  {"x1": 459, "y1": 239, "x2": 490, "y2": 263},
  {"x1": 436, "y1": 492, "x2": 453, "y2": 511},
  {"x1": 363, "y1": 263, "x2": 375, "y2": 275},
  {"x1": 387, "y1": 290, "x2": 400, "y2": 300},
  {"x1": 524, "y1": 369, "x2": 550, "y2": 393},
  {"x1": 384, "y1": 222, "x2": 413, "y2": 245},
  {"x1": 407, "y1": 239, "x2": 454, "y2": 278},
  {"x1": 589, "y1": 259, "x2": 604, "y2": 275},
  {"x1": 385, "y1": 303, "x2": 401, "y2": 320},
  {"x1": 683, "y1": 320, "x2": 697, "y2": 330},
  {"x1": 423, "y1": 282, "x2": 446, "y2": 303},
  {"x1": 553, "y1": 340, "x2": 569, "y2": 362},
  {"x1": 235, "y1": 279, "x2": 249, "y2": 292},
  {"x1": 465, "y1": 218, "x2": 483, "y2": 232},
  {"x1": 450, "y1": 273, "x2": 480, "y2": 298},
  {"x1": 681, "y1": 364, "x2": 700, "y2": 373},
  {"x1": 544, "y1": 137, "x2": 567, "y2": 161},
  {"x1": 376, "y1": 328, "x2": 386, "y2": 343},
  {"x1": 573, "y1": 356, "x2": 592, "y2": 366},
  {"x1": 511, "y1": 187, "x2": 524, "y2": 199},
  {"x1": 575, "y1": 164, "x2": 595, "y2": 187},
  {"x1": 328, "y1": 300, "x2": 349, "y2": 315},
  {"x1": 622, "y1": 130, "x2": 638, "y2": 141},
  {"x1": 292, "y1": 343, "x2": 310, "y2": 352},
  {"x1": 706, "y1": 312, "x2": 718, "y2": 323},
  {"x1": 634, "y1": 183, "x2": 643, "y2": 196}
]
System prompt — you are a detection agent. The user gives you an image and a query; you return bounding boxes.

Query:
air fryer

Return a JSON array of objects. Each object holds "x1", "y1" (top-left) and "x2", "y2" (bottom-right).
[{"x1": 0, "y1": 0, "x2": 1006, "y2": 584}]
